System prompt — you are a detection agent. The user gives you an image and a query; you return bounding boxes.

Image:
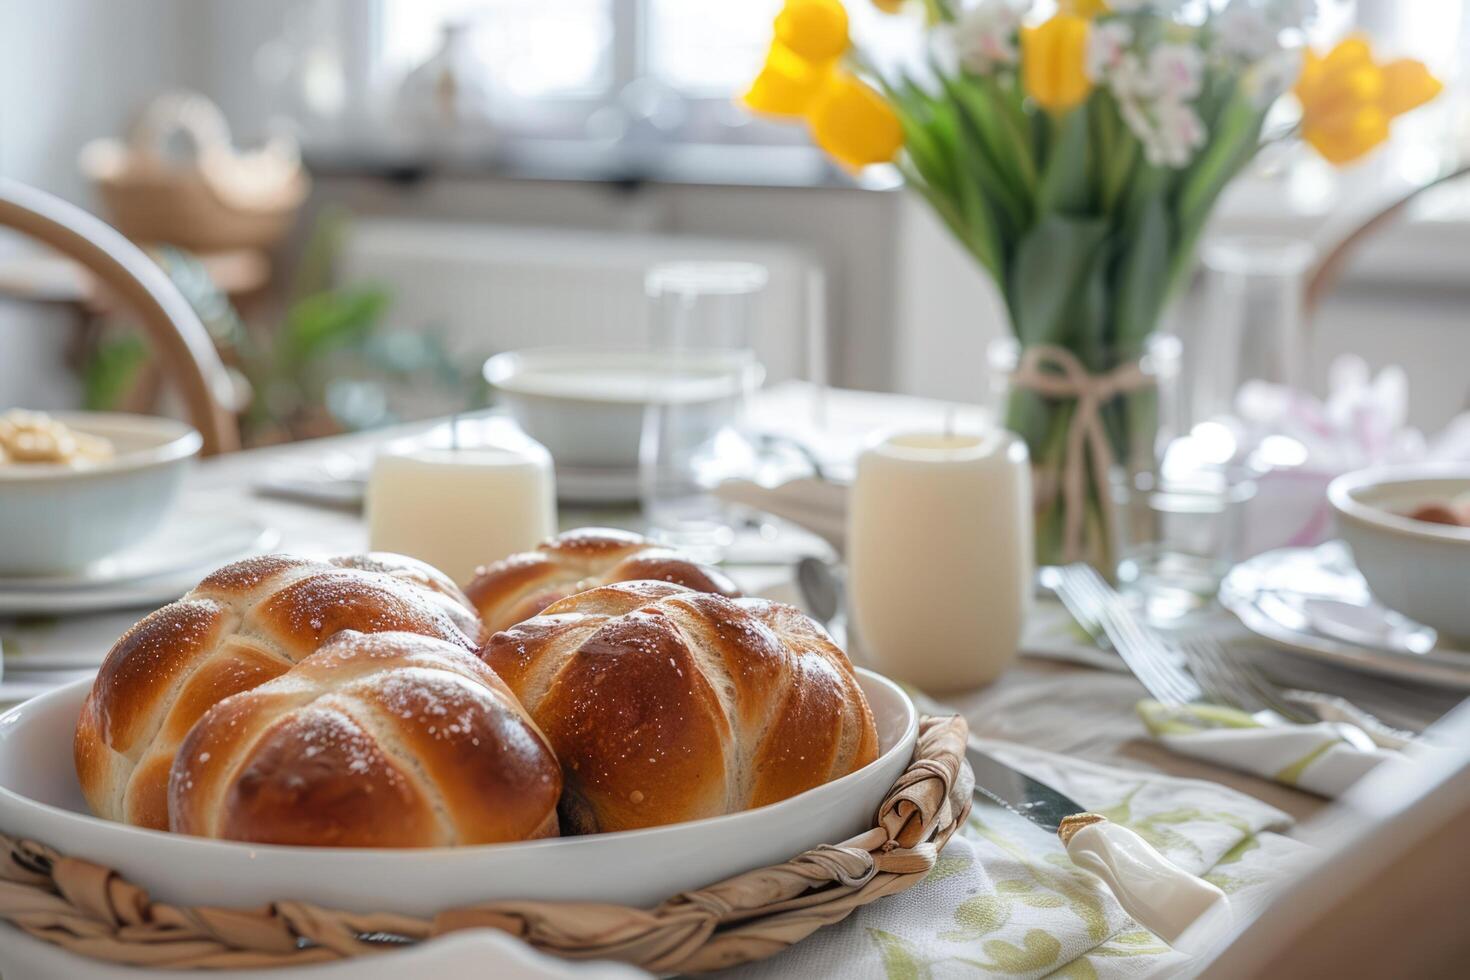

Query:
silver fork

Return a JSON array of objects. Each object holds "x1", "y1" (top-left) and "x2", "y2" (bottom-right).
[
  {"x1": 1054, "y1": 564, "x2": 1201, "y2": 705},
  {"x1": 1054, "y1": 564, "x2": 1379, "y2": 749}
]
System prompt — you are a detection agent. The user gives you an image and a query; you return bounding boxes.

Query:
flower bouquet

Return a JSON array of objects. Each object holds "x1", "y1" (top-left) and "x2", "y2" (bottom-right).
[{"x1": 744, "y1": 0, "x2": 1441, "y2": 570}]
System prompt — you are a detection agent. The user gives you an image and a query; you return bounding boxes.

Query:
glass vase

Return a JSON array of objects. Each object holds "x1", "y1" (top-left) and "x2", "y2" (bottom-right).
[{"x1": 988, "y1": 334, "x2": 1182, "y2": 574}]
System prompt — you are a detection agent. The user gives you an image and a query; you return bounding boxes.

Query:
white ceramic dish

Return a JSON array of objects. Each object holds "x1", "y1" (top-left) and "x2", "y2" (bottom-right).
[
  {"x1": 1328, "y1": 465, "x2": 1470, "y2": 645},
  {"x1": 0, "y1": 513, "x2": 278, "y2": 616},
  {"x1": 0, "y1": 669, "x2": 916, "y2": 916},
  {"x1": 484, "y1": 347, "x2": 763, "y2": 470},
  {"x1": 0, "y1": 412, "x2": 201, "y2": 575},
  {"x1": 1219, "y1": 543, "x2": 1470, "y2": 692}
]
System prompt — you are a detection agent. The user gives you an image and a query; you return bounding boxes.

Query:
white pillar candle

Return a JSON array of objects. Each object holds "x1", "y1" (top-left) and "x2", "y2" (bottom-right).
[
  {"x1": 848, "y1": 429, "x2": 1032, "y2": 692},
  {"x1": 366, "y1": 421, "x2": 556, "y2": 584}
]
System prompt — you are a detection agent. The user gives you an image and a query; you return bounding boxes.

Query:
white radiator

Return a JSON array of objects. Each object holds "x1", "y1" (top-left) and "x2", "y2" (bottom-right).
[{"x1": 339, "y1": 219, "x2": 823, "y2": 385}]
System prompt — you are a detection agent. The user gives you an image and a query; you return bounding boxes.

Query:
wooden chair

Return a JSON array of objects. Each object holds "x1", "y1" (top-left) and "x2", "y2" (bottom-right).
[
  {"x1": 0, "y1": 178, "x2": 239, "y2": 454},
  {"x1": 1304, "y1": 163, "x2": 1470, "y2": 317}
]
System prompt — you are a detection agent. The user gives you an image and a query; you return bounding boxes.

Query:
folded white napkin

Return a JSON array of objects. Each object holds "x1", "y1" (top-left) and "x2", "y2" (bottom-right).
[{"x1": 1136, "y1": 700, "x2": 1416, "y2": 798}]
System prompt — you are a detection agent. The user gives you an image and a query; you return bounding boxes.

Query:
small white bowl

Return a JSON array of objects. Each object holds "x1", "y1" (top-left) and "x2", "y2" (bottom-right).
[
  {"x1": 1328, "y1": 465, "x2": 1470, "y2": 644},
  {"x1": 0, "y1": 412, "x2": 201, "y2": 575},
  {"x1": 0, "y1": 669, "x2": 916, "y2": 916},
  {"x1": 484, "y1": 347, "x2": 763, "y2": 470}
]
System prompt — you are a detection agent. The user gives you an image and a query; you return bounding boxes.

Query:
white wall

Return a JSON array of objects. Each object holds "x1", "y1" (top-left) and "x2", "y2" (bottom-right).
[{"x1": 0, "y1": 0, "x2": 199, "y2": 408}]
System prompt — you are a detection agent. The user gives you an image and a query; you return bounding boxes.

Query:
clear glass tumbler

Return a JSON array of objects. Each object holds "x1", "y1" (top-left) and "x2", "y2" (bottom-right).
[
  {"x1": 1188, "y1": 235, "x2": 1315, "y2": 426},
  {"x1": 639, "y1": 261, "x2": 767, "y2": 560},
  {"x1": 1115, "y1": 423, "x2": 1258, "y2": 623}
]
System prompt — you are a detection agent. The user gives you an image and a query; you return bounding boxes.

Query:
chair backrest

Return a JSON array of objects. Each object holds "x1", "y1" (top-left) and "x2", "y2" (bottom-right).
[
  {"x1": 1305, "y1": 163, "x2": 1470, "y2": 319},
  {"x1": 0, "y1": 178, "x2": 239, "y2": 455},
  {"x1": 1196, "y1": 699, "x2": 1470, "y2": 977}
]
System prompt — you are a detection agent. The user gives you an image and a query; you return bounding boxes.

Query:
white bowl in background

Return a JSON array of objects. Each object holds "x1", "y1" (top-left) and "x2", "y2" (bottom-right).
[
  {"x1": 0, "y1": 669, "x2": 915, "y2": 916},
  {"x1": 1328, "y1": 465, "x2": 1470, "y2": 644},
  {"x1": 0, "y1": 412, "x2": 201, "y2": 575},
  {"x1": 483, "y1": 347, "x2": 763, "y2": 470}
]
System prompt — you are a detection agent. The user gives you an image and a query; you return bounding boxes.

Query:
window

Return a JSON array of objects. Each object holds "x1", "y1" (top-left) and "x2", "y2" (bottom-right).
[{"x1": 379, "y1": 0, "x2": 613, "y2": 100}]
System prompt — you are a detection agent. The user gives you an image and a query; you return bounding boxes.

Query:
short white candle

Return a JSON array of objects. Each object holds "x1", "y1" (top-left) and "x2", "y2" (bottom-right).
[
  {"x1": 847, "y1": 429, "x2": 1032, "y2": 692},
  {"x1": 366, "y1": 421, "x2": 556, "y2": 584}
]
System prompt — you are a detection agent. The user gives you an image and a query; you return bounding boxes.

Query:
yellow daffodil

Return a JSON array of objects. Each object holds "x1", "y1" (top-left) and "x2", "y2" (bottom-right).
[
  {"x1": 1021, "y1": 15, "x2": 1093, "y2": 113},
  {"x1": 807, "y1": 71, "x2": 904, "y2": 170},
  {"x1": 743, "y1": 42, "x2": 835, "y2": 118},
  {"x1": 1295, "y1": 36, "x2": 1441, "y2": 165},
  {"x1": 774, "y1": 0, "x2": 850, "y2": 64},
  {"x1": 1061, "y1": 0, "x2": 1110, "y2": 17}
]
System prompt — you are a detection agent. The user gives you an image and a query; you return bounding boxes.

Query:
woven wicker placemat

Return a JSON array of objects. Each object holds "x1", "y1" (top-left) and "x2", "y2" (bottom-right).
[{"x1": 0, "y1": 714, "x2": 972, "y2": 973}]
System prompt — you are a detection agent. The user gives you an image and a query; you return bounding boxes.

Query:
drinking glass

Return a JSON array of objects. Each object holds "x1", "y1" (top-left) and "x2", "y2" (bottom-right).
[
  {"x1": 1115, "y1": 423, "x2": 1258, "y2": 623},
  {"x1": 1188, "y1": 235, "x2": 1315, "y2": 426},
  {"x1": 639, "y1": 261, "x2": 767, "y2": 559}
]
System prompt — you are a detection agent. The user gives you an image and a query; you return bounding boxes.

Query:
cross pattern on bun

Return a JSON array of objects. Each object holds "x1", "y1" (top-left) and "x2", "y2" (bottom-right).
[
  {"x1": 170, "y1": 630, "x2": 560, "y2": 847},
  {"x1": 75, "y1": 553, "x2": 483, "y2": 830},
  {"x1": 482, "y1": 580, "x2": 879, "y2": 834},
  {"x1": 464, "y1": 527, "x2": 741, "y2": 636}
]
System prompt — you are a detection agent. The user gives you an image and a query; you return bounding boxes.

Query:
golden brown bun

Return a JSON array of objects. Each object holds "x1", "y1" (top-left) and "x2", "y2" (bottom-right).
[
  {"x1": 482, "y1": 580, "x2": 879, "y2": 834},
  {"x1": 74, "y1": 553, "x2": 482, "y2": 830},
  {"x1": 464, "y1": 527, "x2": 741, "y2": 636},
  {"x1": 169, "y1": 630, "x2": 560, "y2": 847}
]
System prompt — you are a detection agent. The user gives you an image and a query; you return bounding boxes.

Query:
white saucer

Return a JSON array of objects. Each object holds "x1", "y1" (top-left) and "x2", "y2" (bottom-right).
[
  {"x1": 1220, "y1": 542, "x2": 1470, "y2": 691},
  {"x1": 0, "y1": 511, "x2": 278, "y2": 616}
]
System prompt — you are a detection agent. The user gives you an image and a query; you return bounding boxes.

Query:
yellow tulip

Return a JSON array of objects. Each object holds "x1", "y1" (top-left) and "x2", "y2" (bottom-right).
[
  {"x1": 774, "y1": 0, "x2": 850, "y2": 64},
  {"x1": 743, "y1": 42, "x2": 834, "y2": 118},
  {"x1": 1062, "y1": 0, "x2": 1110, "y2": 17},
  {"x1": 1381, "y1": 59, "x2": 1442, "y2": 116},
  {"x1": 1295, "y1": 35, "x2": 1441, "y2": 166},
  {"x1": 807, "y1": 71, "x2": 904, "y2": 170},
  {"x1": 1021, "y1": 15, "x2": 1093, "y2": 113}
]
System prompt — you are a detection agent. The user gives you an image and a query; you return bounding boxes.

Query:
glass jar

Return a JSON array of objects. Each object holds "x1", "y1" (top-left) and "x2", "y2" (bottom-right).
[{"x1": 988, "y1": 333, "x2": 1182, "y2": 575}]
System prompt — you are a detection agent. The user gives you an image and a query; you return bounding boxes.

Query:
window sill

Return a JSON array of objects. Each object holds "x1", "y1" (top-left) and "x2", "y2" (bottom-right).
[{"x1": 302, "y1": 137, "x2": 902, "y2": 192}]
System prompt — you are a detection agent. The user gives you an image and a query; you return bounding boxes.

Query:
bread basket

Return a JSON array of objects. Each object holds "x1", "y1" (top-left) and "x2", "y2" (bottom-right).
[
  {"x1": 0, "y1": 671, "x2": 970, "y2": 974},
  {"x1": 79, "y1": 91, "x2": 309, "y2": 251}
]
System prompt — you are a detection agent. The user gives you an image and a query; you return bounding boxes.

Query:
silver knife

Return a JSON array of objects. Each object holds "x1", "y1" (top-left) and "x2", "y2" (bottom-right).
[{"x1": 967, "y1": 740, "x2": 1233, "y2": 956}]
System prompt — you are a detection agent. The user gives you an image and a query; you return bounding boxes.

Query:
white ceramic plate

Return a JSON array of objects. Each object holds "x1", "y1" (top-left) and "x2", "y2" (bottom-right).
[
  {"x1": 0, "y1": 512, "x2": 278, "y2": 616},
  {"x1": 0, "y1": 669, "x2": 916, "y2": 916},
  {"x1": 1219, "y1": 543, "x2": 1470, "y2": 691}
]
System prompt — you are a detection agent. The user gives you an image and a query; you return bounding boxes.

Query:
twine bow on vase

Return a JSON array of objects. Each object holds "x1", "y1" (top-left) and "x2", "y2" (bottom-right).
[{"x1": 1008, "y1": 343, "x2": 1157, "y2": 566}]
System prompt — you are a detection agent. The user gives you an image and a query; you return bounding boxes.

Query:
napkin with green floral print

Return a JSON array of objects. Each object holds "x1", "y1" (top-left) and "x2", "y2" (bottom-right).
[
  {"x1": 721, "y1": 739, "x2": 1309, "y2": 980},
  {"x1": 1136, "y1": 699, "x2": 1413, "y2": 799}
]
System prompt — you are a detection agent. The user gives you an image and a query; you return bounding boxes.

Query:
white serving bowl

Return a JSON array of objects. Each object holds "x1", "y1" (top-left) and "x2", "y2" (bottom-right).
[
  {"x1": 0, "y1": 412, "x2": 201, "y2": 575},
  {"x1": 1328, "y1": 465, "x2": 1470, "y2": 644},
  {"x1": 0, "y1": 669, "x2": 916, "y2": 917},
  {"x1": 484, "y1": 347, "x2": 763, "y2": 470}
]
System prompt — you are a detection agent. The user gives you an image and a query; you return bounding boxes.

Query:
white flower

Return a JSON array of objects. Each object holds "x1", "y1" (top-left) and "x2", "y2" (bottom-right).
[
  {"x1": 1109, "y1": 52, "x2": 1152, "y2": 100},
  {"x1": 1148, "y1": 43, "x2": 1204, "y2": 101},
  {"x1": 1085, "y1": 21, "x2": 1133, "y2": 83},
  {"x1": 954, "y1": 1, "x2": 1022, "y2": 75},
  {"x1": 1217, "y1": 4, "x2": 1279, "y2": 62},
  {"x1": 1150, "y1": 99, "x2": 1206, "y2": 166},
  {"x1": 1120, "y1": 98, "x2": 1203, "y2": 168}
]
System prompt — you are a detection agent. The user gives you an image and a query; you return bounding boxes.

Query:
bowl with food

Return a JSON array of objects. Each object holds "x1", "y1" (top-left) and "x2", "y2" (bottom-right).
[
  {"x1": 0, "y1": 410, "x2": 202, "y2": 575},
  {"x1": 1328, "y1": 464, "x2": 1470, "y2": 644}
]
